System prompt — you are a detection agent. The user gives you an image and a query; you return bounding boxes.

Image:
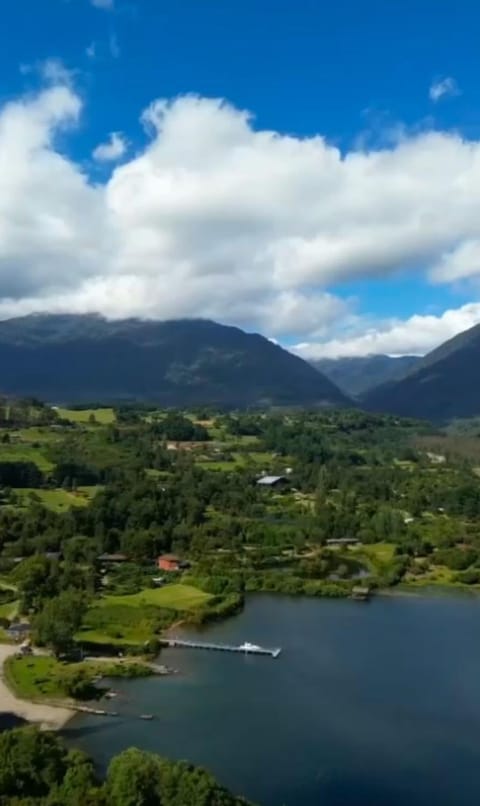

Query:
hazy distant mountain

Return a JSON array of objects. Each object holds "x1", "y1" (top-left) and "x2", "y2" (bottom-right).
[
  {"x1": 0, "y1": 314, "x2": 351, "y2": 408},
  {"x1": 310, "y1": 354, "x2": 419, "y2": 397},
  {"x1": 363, "y1": 323, "x2": 480, "y2": 420}
]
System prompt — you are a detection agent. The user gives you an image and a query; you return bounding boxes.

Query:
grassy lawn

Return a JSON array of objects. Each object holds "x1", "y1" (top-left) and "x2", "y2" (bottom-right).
[
  {"x1": 77, "y1": 585, "x2": 212, "y2": 646},
  {"x1": 56, "y1": 407, "x2": 116, "y2": 425},
  {"x1": 4, "y1": 656, "x2": 65, "y2": 701},
  {"x1": 103, "y1": 584, "x2": 212, "y2": 611},
  {"x1": 0, "y1": 444, "x2": 53, "y2": 472},
  {"x1": 405, "y1": 564, "x2": 456, "y2": 586},
  {"x1": 0, "y1": 599, "x2": 19, "y2": 619},
  {"x1": 196, "y1": 459, "x2": 237, "y2": 472},
  {"x1": 16, "y1": 427, "x2": 63, "y2": 444},
  {"x1": 358, "y1": 543, "x2": 396, "y2": 564},
  {"x1": 4, "y1": 655, "x2": 153, "y2": 701},
  {"x1": 13, "y1": 486, "x2": 100, "y2": 512}
]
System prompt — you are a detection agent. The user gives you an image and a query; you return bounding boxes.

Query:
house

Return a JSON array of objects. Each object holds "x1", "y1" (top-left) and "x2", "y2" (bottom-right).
[
  {"x1": 157, "y1": 554, "x2": 181, "y2": 572},
  {"x1": 7, "y1": 622, "x2": 31, "y2": 642},
  {"x1": 256, "y1": 475, "x2": 288, "y2": 488},
  {"x1": 326, "y1": 538, "x2": 359, "y2": 547},
  {"x1": 426, "y1": 452, "x2": 446, "y2": 464}
]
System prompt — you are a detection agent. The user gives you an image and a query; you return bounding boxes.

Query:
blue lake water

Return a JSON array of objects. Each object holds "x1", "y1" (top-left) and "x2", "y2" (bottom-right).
[{"x1": 65, "y1": 593, "x2": 480, "y2": 805}]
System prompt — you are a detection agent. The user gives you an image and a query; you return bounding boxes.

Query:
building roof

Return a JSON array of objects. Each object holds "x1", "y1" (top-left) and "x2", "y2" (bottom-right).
[
  {"x1": 8, "y1": 623, "x2": 31, "y2": 633},
  {"x1": 256, "y1": 475, "x2": 287, "y2": 486},
  {"x1": 158, "y1": 553, "x2": 180, "y2": 562}
]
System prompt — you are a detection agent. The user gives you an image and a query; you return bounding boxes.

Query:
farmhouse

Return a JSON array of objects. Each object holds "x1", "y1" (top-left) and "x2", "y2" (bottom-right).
[
  {"x1": 326, "y1": 538, "x2": 360, "y2": 547},
  {"x1": 256, "y1": 475, "x2": 288, "y2": 488},
  {"x1": 157, "y1": 554, "x2": 182, "y2": 572}
]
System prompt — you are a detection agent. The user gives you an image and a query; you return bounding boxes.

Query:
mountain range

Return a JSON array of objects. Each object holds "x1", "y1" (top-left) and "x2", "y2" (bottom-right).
[
  {"x1": 362, "y1": 323, "x2": 480, "y2": 420},
  {"x1": 1, "y1": 313, "x2": 480, "y2": 420},
  {"x1": 310, "y1": 355, "x2": 419, "y2": 397},
  {"x1": 0, "y1": 314, "x2": 349, "y2": 408}
]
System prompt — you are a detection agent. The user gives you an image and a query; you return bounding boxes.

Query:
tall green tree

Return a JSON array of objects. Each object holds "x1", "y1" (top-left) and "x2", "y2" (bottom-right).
[{"x1": 33, "y1": 590, "x2": 86, "y2": 656}]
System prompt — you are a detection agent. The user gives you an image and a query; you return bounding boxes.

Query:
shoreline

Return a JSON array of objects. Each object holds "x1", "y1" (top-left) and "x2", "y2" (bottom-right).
[{"x1": 0, "y1": 645, "x2": 75, "y2": 731}]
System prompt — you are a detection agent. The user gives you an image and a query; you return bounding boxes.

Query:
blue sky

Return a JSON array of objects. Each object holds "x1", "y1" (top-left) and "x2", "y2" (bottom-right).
[{"x1": 1, "y1": 0, "x2": 480, "y2": 356}]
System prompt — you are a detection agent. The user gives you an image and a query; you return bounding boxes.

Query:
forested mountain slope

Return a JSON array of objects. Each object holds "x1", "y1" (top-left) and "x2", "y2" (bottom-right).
[
  {"x1": 311, "y1": 354, "x2": 419, "y2": 397},
  {"x1": 363, "y1": 323, "x2": 480, "y2": 420},
  {"x1": 0, "y1": 314, "x2": 350, "y2": 408}
]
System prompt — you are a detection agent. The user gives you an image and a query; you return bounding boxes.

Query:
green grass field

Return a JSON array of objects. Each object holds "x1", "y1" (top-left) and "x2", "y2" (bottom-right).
[
  {"x1": 196, "y1": 449, "x2": 284, "y2": 473},
  {"x1": 357, "y1": 543, "x2": 396, "y2": 564},
  {"x1": 4, "y1": 656, "x2": 65, "y2": 701},
  {"x1": 4, "y1": 655, "x2": 152, "y2": 701},
  {"x1": 16, "y1": 427, "x2": 63, "y2": 444},
  {"x1": 196, "y1": 459, "x2": 237, "y2": 472},
  {"x1": 56, "y1": 407, "x2": 116, "y2": 425},
  {"x1": 0, "y1": 599, "x2": 19, "y2": 619},
  {"x1": 78, "y1": 585, "x2": 212, "y2": 646},
  {"x1": 13, "y1": 486, "x2": 100, "y2": 512},
  {"x1": 0, "y1": 444, "x2": 53, "y2": 472},
  {"x1": 102, "y1": 584, "x2": 212, "y2": 611}
]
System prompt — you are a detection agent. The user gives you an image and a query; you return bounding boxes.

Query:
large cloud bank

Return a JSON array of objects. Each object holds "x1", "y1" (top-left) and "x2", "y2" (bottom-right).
[{"x1": 1, "y1": 78, "x2": 480, "y2": 356}]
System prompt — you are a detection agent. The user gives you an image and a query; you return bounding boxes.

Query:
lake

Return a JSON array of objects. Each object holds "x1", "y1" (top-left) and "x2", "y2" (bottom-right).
[{"x1": 65, "y1": 593, "x2": 480, "y2": 805}]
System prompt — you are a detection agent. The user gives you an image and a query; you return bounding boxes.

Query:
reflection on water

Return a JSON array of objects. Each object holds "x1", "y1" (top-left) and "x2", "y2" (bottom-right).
[{"x1": 65, "y1": 594, "x2": 480, "y2": 806}]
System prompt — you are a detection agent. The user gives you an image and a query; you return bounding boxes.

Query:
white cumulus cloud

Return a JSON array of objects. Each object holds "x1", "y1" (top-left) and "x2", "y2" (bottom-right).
[
  {"x1": 2, "y1": 78, "x2": 480, "y2": 356},
  {"x1": 93, "y1": 131, "x2": 128, "y2": 162},
  {"x1": 429, "y1": 76, "x2": 460, "y2": 103},
  {"x1": 293, "y1": 303, "x2": 480, "y2": 359}
]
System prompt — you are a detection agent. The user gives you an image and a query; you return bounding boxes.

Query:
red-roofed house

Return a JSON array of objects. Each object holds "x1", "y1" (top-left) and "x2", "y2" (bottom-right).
[{"x1": 157, "y1": 554, "x2": 181, "y2": 572}]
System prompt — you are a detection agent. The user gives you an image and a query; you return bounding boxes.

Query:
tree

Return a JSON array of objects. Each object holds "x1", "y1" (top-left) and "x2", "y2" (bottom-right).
[
  {"x1": 106, "y1": 748, "x2": 163, "y2": 806},
  {"x1": 0, "y1": 728, "x2": 247, "y2": 805},
  {"x1": 14, "y1": 556, "x2": 59, "y2": 613},
  {"x1": 0, "y1": 726, "x2": 67, "y2": 799},
  {"x1": 33, "y1": 590, "x2": 86, "y2": 656},
  {"x1": 48, "y1": 749, "x2": 100, "y2": 805}
]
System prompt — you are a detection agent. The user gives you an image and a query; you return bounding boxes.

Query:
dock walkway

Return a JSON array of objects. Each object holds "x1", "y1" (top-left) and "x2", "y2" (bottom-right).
[{"x1": 164, "y1": 638, "x2": 281, "y2": 659}]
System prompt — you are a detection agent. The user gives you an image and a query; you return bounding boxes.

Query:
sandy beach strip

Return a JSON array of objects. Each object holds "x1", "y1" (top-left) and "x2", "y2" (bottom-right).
[{"x1": 0, "y1": 644, "x2": 75, "y2": 730}]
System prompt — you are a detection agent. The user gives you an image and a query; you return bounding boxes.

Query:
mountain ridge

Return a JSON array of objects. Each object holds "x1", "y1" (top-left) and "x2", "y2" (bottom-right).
[
  {"x1": 310, "y1": 354, "x2": 419, "y2": 397},
  {"x1": 363, "y1": 323, "x2": 480, "y2": 420},
  {"x1": 0, "y1": 314, "x2": 350, "y2": 408}
]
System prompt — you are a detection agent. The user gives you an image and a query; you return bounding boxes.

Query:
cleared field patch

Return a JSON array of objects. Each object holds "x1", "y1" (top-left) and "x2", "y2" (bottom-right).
[
  {"x1": 0, "y1": 599, "x2": 19, "y2": 619},
  {"x1": 56, "y1": 407, "x2": 115, "y2": 425},
  {"x1": 16, "y1": 427, "x2": 63, "y2": 444},
  {"x1": 78, "y1": 585, "x2": 211, "y2": 646},
  {"x1": 103, "y1": 584, "x2": 212, "y2": 611},
  {"x1": 358, "y1": 543, "x2": 396, "y2": 564},
  {"x1": 196, "y1": 459, "x2": 237, "y2": 472},
  {"x1": 79, "y1": 603, "x2": 170, "y2": 645},
  {"x1": 4, "y1": 656, "x2": 64, "y2": 701},
  {"x1": 0, "y1": 444, "x2": 53, "y2": 472},
  {"x1": 13, "y1": 486, "x2": 100, "y2": 512},
  {"x1": 404, "y1": 564, "x2": 456, "y2": 586}
]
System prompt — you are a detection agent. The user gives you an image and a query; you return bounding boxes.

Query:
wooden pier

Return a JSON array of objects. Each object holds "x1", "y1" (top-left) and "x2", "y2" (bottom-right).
[{"x1": 164, "y1": 638, "x2": 281, "y2": 659}]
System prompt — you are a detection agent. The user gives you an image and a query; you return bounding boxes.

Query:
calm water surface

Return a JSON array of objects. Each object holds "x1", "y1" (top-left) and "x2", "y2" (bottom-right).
[{"x1": 65, "y1": 594, "x2": 480, "y2": 805}]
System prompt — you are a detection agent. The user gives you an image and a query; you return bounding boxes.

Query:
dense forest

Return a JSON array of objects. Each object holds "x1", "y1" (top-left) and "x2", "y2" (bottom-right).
[
  {"x1": 1, "y1": 400, "x2": 480, "y2": 619},
  {"x1": 0, "y1": 726, "x2": 250, "y2": 805}
]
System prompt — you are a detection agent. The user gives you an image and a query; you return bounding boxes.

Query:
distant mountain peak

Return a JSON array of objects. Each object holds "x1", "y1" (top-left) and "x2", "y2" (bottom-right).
[
  {"x1": 310, "y1": 354, "x2": 419, "y2": 398},
  {"x1": 363, "y1": 323, "x2": 480, "y2": 420}
]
